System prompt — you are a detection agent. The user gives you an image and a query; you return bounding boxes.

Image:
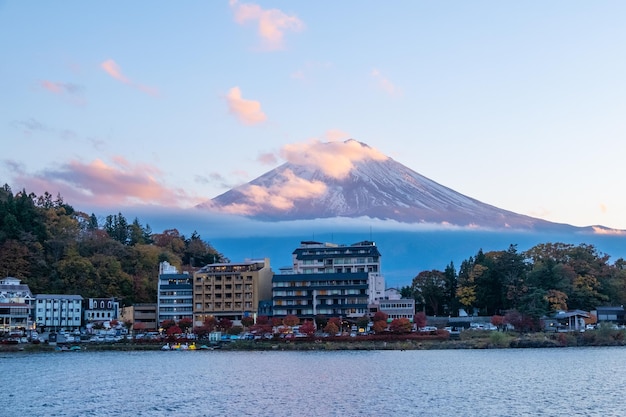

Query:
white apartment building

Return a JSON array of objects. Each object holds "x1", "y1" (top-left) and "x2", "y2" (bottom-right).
[{"x1": 35, "y1": 294, "x2": 83, "y2": 331}]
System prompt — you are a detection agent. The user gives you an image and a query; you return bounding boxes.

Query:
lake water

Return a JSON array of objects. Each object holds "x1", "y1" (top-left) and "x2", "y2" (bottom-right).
[{"x1": 3, "y1": 347, "x2": 626, "y2": 417}]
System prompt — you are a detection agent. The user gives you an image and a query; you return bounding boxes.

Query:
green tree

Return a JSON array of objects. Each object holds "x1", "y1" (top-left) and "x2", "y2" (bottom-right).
[{"x1": 411, "y1": 270, "x2": 447, "y2": 315}]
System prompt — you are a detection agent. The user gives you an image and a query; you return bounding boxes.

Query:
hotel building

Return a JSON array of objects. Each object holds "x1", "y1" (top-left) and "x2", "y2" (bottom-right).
[
  {"x1": 193, "y1": 258, "x2": 273, "y2": 326},
  {"x1": 272, "y1": 241, "x2": 385, "y2": 319}
]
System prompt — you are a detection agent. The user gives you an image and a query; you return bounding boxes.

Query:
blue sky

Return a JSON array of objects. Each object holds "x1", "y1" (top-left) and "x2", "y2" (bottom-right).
[{"x1": 2, "y1": 1, "x2": 626, "y2": 231}]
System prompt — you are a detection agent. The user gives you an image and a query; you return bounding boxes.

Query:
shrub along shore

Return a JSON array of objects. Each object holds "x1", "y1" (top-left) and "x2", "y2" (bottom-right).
[{"x1": 3, "y1": 328, "x2": 626, "y2": 353}]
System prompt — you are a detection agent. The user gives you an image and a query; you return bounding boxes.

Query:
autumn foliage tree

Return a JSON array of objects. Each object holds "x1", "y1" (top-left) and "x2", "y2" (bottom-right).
[
  {"x1": 389, "y1": 318, "x2": 412, "y2": 333},
  {"x1": 218, "y1": 318, "x2": 233, "y2": 332},
  {"x1": 323, "y1": 321, "x2": 339, "y2": 335},
  {"x1": 241, "y1": 316, "x2": 254, "y2": 328},
  {"x1": 372, "y1": 320, "x2": 387, "y2": 334},
  {"x1": 372, "y1": 311, "x2": 388, "y2": 323},
  {"x1": 178, "y1": 318, "x2": 193, "y2": 332},
  {"x1": 299, "y1": 321, "x2": 316, "y2": 337},
  {"x1": 414, "y1": 312, "x2": 427, "y2": 329},
  {"x1": 283, "y1": 314, "x2": 300, "y2": 328},
  {"x1": 167, "y1": 325, "x2": 182, "y2": 336}
]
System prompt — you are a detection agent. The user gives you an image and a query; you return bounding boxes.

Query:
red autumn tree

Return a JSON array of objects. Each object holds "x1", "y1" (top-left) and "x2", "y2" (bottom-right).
[
  {"x1": 372, "y1": 311, "x2": 389, "y2": 323},
  {"x1": 491, "y1": 315, "x2": 505, "y2": 329},
  {"x1": 299, "y1": 321, "x2": 316, "y2": 337},
  {"x1": 178, "y1": 318, "x2": 193, "y2": 332},
  {"x1": 218, "y1": 318, "x2": 233, "y2": 331},
  {"x1": 167, "y1": 325, "x2": 182, "y2": 336},
  {"x1": 372, "y1": 320, "x2": 387, "y2": 334},
  {"x1": 160, "y1": 319, "x2": 176, "y2": 330},
  {"x1": 241, "y1": 316, "x2": 254, "y2": 328},
  {"x1": 414, "y1": 312, "x2": 427, "y2": 329}
]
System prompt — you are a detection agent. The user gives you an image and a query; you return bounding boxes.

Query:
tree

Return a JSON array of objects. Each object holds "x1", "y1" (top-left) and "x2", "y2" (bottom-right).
[
  {"x1": 314, "y1": 314, "x2": 328, "y2": 329},
  {"x1": 241, "y1": 316, "x2": 254, "y2": 328},
  {"x1": 372, "y1": 311, "x2": 388, "y2": 323},
  {"x1": 411, "y1": 270, "x2": 447, "y2": 315},
  {"x1": 194, "y1": 316, "x2": 218, "y2": 338},
  {"x1": 356, "y1": 315, "x2": 370, "y2": 329},
  {"x1": 414, "y1": 312, "x2": 427, "y2": 329},
  {"x1": 283, "y1": 314, "x2": 300, "y2": 328},
  {"x1": 389, "y1": 318, "x2": 412, "y2": 333},
  {"x1": 167, "y1": 325, "x2": 182, "y2": 336},
  {"x1": 372, "y1": 320, "x2": 387, "y2": 334},
  {"x1": 299, "y1": 321, "x2": 316, "y2": 337},
  {"x1": 443, "y1": 262, "x2": 459, "y2": 316},
  {"x1": 161, "y1": 319, "x2": 176, "y2": 330},
  {"x1": 218, "y1": 318, "x2": 233, "y2": 332},
  {"x1": 324, "y1": 321, "x2": 339, "y2": 335},
  {"x1": 491, "y1": 315, "x2": 505, "y2": 329},
  {"x1": 178, "y1": 318, "x2": 193, "y2": 333}
]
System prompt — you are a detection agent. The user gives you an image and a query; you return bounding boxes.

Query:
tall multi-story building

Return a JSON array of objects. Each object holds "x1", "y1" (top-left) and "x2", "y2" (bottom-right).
[
  {"x1": 0, "y1": 277, "x2": 35, "y2": 333},
  {"x1": 193, "y1": 258, "x2": 273, "y2": 326},
  {"x1": 157, "y1": 261, "x2": 192, "y2": 325},
  {"x1": 34, "y1": 294, "x2": 83, "y2": 331},
  {"x1": 272, "y1": 241, "x2": 385, "y2": 319}
]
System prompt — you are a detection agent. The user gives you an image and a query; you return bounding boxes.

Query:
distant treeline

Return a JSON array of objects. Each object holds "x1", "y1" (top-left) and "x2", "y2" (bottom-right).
[
  {"x1": 401, "y1": 242, "x2": 626, "y2": 328},
  {"x1": 0, "y1": 185, "x2": 225, "y2": 304}
]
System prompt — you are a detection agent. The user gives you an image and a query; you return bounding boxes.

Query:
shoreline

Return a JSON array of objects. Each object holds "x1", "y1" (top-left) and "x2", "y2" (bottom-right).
[{"x1": 3, "y1": 330, "x2": 626, "y2": 353}]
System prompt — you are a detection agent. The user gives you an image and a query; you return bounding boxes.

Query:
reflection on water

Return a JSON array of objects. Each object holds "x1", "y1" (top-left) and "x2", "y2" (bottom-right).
[{"x1": 4, "y1": 347, "x2": 626, "y2": 417}]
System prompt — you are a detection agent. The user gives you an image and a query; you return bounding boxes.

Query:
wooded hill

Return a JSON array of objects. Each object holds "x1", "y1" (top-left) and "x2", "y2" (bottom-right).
[
  {"x1": 0, "y1": 185, "x2": 225, "y2": 305},
  {"x1": 401, "y1": 242, "x2": 626, "y2": 327}
]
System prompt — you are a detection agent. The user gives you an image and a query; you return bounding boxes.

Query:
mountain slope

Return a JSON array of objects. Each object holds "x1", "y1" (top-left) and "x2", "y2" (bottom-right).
[{"x1": 198, "y1": 140, "x2": 575, "y2": 231}]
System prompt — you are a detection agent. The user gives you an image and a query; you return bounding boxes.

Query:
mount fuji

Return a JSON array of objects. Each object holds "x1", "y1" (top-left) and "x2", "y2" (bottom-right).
[{"x1": 199, "y1": 140, "x2": 590, "y2": 232}]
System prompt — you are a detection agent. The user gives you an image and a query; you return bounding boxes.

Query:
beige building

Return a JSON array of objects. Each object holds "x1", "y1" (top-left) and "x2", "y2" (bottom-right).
[{"x1": 193, "y1": 258, "x2": 273, "y2": 326}]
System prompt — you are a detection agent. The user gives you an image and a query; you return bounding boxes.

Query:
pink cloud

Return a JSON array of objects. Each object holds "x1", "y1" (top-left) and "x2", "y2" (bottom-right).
[
  {"x1": 592, "y1": 226, "x2": 626, "y2": 235},
  {"x1": 280, "y1": 139, "x2": 388, "y2": 179},
  {"x1": 217, "y1": 168, "x2": 327, "y2": 215},
  {"x1": 39, "y1": 81, "x2": 85, "y2": 104},
  {"x1": 101, "y1": 59, "x2": 130, "y2": 83},
  {"x1": 371, "y1": 68, "x2": 401, "y2": 96},
  {"x1": 257, "y1": 152, "x2": 278, "y2": 165},
  {"x1": 324, "y1": 129, "x2": 351, "y2": 142},
  {"x1": 41, "y1": 80, "x2": 64, "y2": 93},
  {"x1": 226, "y1": 87, "x2": 267, "y2": 125},
  {"x1": 230, "y1": 0, "x2": 304, "y2": 51},
  {"x1": 10, "y1": 157, "x2": 200, "y2": 208},
  {"x1": 100, "y1": 59, "x2": 159, "y2": 96}
]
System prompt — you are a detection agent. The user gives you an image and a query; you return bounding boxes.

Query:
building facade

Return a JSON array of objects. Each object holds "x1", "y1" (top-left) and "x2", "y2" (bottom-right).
[
  {"x1": 193, "y1": 258, "x2": 273, "y2": 326},
  {"x1": 133, "y1": 303, "x2": 157, "y2": 332},
  {"x1": 0, "y1": 277, "x2": 35, "y2": 333},
  {"x1": 378, "y1": 299, "x2": 416, "y2": 322},
  {"x1": 84, "y1": 298, "x2": 119, "y2": 323},
  {"x1": 157, "y1": 261, "x2": 192, "y2": 325},
  {"x1": 34, "y1": 294, "x2": 83, "y2": 331},
  {"x1": 272, "y1": 241, "x2": 385, "y2": 320}
]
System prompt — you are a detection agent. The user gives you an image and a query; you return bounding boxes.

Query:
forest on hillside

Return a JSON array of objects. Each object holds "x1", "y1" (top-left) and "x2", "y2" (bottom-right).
[
  {"x1": 401, "y1": 243, "x2": 626, "y2": 328},
  {"x1": 0, "y1": 185, "x2": 225, "y2": 305}
]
